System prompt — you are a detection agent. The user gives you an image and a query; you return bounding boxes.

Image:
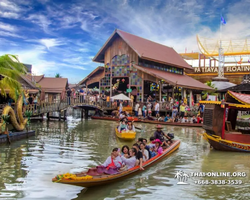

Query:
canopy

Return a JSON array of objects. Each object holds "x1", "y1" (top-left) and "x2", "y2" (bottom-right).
[{"x1": 111, "y1": 94, "x2": 131, "y2": 101}]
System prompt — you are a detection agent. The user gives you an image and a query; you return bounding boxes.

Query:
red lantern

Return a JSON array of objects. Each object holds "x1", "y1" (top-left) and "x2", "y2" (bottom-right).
[{"x1": 122, "y1": 78, "x2": 125, "y2": 83}]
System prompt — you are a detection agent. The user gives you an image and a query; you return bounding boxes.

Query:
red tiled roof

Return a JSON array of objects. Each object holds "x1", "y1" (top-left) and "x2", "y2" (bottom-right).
[
  {"x1": 228, "y1": 91, "x2": 250, "y2": 105},
  {"x1": 93, "y1": 29, "x2": 192, "y2": 69},
  {"x1": 133, "y1": 65, "x2": 212, "y2": 90}
]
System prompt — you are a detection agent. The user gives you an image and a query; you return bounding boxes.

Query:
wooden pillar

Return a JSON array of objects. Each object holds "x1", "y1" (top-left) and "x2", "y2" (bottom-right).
[
  {"x1": 141, "y1": 73, "x2": 144, "y2": 102},
  {"x1": 183, "y1": 89, "x2": 186, "y2": 99},
  {"x1": 59, "y1": 111, "x2": 61, "y2": 121},
  {"x1": 214, "y1": 59, "x2": 216, "y2": 67},
  {"x1": 64, "y1": 110, "x2": 67, "y2": 121},
  {"x1": 85, "y1": 109, "x2": 88, "y2": 119},
  {"x1": 189, "y1": 90, "x2": 193, "y2": 107},
  {"x1": 47, "y1": 112, "x2": 50, "y2": 121},
  {"x1": 81, "y1": 108, "x2": 84, "y2": 119},
  {"x1": 159, "y1": 80, "x2": 162, "y2": 101}
]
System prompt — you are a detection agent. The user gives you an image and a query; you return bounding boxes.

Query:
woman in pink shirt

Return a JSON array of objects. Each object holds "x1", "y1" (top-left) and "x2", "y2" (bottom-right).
[{"x1": 152, "y1": 139, "x2": 163, "y2": 154}]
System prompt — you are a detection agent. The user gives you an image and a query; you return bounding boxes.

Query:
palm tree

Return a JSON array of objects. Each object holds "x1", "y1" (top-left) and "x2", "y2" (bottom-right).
[
  {"x1": 55, "y1": 73, "x2": 61, "y2": 78},
  {"x1": 0, "y1": 54, "x2": 27, "y2": 100},
  {"x1": 202, "y1": 80, "x2": 217, "y2": 100}
]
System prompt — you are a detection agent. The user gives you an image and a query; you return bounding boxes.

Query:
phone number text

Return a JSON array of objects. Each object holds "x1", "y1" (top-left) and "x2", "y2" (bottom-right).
[{"x1": 194, "y1": 180, "x2": 243, "y2": 185}]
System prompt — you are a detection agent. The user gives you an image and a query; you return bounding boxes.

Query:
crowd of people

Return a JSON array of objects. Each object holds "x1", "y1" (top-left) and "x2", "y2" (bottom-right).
[{"x1": 101, "y1": 125, "x2": 174, "y2": 171}]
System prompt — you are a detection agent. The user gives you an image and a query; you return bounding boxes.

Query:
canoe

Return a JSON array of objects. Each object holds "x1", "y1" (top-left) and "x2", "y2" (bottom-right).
[
  {"x1": 52, "y1": 140, "x2": 180, "y2": 187},
  {"x1": 115, "y1": 128, "x2": 136, "y2": 140},
  {"x1": 91, "y1": 116, "x2": 202, "y2": 127}
]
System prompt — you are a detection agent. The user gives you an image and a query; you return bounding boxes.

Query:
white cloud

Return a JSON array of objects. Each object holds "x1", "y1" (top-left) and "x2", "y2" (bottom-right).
[
  {"x1": 26, "y1": 14, "x2": 52, "y2": 34},
  {"x1": 0, "y1": 30, "x2": 24, "y2": 38},
  {"x1": 0, "y1": 22, "x2": 17, "y2": 32},
  {"x1": 39, "y1": 38, "x2": 63, "y2": 49}
]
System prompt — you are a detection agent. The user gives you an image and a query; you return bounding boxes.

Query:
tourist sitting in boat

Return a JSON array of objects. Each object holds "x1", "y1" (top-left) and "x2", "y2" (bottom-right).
[
  {"x1": 197, "y1": 115, "x2": 203, "y2": 123},
  {"x1": 139, "y1": 143, "x2": 149, "y2": 162},
  {"x1": 119, "y1": 111, "x2": 125, "y2": 119},
  {"x1": 142, "y1": 138, "x2": 151, "y2": 159},
  {"x1": 152, "y1": 139, "x2": 163, "y2": 155},
  {"x1": 132, "y1": 143, "x2": 144, "y2": 170},
  {"x1": 173, "y1": 116, "x2": 179, "y2": 122},
  {"x1": 148, "y1": 137, "x2": 157, "y2": 158},
  {"x1": 164, "y1": 114, "x2": 170, "y2": 122},
  {"x1": 119, "y1": 148, "x2": 137, "y2": 170},
  {"x1": 118, "y1": 121, "x2": 128, "y2": 132},
  {"x1": 121, "y1": 145, "x2": 130, "y2": 158},
  {"x1": 127, "y1": 121, "x2": 135, "y2": 132},
  {"x1": 181, "y1": 116, "x2": 189, "y2": 123},
  {"x1": 192, "y1": 116, "x2": 197, "y2": 123},
  {"x1": 158, "y1": 116, "x2": 164, "y2": 122},
  {"x1": 154, "y1": 125, "x2": 172, "y2": 146},
  {"x1": 102, "y1": 148, "x2": 123, "y2": 169}
]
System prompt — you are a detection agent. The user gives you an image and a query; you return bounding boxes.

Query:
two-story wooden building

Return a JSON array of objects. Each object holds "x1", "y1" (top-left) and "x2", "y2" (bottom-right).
[{"x1": 85, "y1": 29, "x2": 211, "y2": 105}]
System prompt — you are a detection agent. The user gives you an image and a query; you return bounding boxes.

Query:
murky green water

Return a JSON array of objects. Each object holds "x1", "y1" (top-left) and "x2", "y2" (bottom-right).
[{"x1": 0, "y1": 117, "x2": 250, "y2": 200}]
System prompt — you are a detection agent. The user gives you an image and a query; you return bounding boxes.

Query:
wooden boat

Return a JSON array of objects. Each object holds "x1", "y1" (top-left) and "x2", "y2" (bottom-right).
[
  {"x1": 52, "y1": 140, "x2": 180, "y2": 187},
  {"x1": 115, "y1": 128, "x2": 136, "y2": 140},
  {"x1": 201, "y1": 90, "x2": 250, "y2": 152},
  {"x1": 91, "y1": 116, "x2": 202, "y2": 127}
]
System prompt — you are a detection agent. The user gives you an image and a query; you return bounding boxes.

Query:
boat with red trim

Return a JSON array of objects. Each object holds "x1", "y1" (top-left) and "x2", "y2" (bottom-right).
[
  {"x1": 52, "y1": 140, "x2": 180, "y2": 187},
  {"x1": 91, "y1": 116, "x2": 202, "y2": 127},
  {"x1": 201, "y1": 90, "x2": 250, "y2": 152}
]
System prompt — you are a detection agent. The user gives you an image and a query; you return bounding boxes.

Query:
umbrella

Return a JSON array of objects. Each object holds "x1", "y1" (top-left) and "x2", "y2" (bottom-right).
[{"x1": 111, "y1": 93, "x2": 131, "y2": 101}]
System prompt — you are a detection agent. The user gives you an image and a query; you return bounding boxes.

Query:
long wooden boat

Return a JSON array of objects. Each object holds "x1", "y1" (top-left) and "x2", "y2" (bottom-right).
[
  {"x1": 201, "y1": 91, "x2": 250, "y2": 152},
  {"x1": 203, "y1": 133, "x2": 250, "y2": 152},
  {"x1": 91, "y1": 116, "x2": 203, "y2": 127},
  {"x1": 115, "y1": 128, "x2": 136, "y2": 140},
  {"x1": 52, "y1": 140, "x2": 180, "y2": 187}
]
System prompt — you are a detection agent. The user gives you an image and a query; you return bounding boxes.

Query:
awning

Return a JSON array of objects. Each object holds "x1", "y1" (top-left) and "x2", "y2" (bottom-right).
[
  {"x1": 227, "y1": 91, "x2": 250, "y2": 105},
  {"x1": 111, "y1": 94, "x2": 131, "y2": 101},
  {"x1": 133, "y1": 65, "x2": 212, "y2": 90}
]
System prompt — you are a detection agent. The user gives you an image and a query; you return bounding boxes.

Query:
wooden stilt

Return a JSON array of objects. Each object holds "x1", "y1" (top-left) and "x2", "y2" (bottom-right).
[
  {"x1": 85, "y1": 109, "x2": 88, "y2": 119},
  {"x1": 47, "y1": 112, "x2": 50, "y2": 121},
  {"x1": 81, "y1": 108, "x2": 84, "y2": 119},
  {"x1": 59, "y1": 111, "x2": 61, "y2": 121},
  {"x1": 64, "y1": 110, "x2": 67, "y2": 121}
]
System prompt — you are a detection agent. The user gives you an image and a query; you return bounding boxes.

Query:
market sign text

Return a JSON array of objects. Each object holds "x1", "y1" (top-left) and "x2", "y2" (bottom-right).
[{"x1": 194, "y1": 66, "x2": 250, "y2": 73}]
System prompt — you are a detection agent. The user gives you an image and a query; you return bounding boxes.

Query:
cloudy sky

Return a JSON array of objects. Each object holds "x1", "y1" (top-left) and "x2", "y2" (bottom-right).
[{"x1": 0, "y1": 0, "x2": 249, "y2": 83}]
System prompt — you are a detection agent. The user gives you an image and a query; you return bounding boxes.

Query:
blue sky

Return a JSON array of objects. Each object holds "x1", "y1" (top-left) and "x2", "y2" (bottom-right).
[{"x1": 0, "y1": 0, "x2": 249, "y2": 83}]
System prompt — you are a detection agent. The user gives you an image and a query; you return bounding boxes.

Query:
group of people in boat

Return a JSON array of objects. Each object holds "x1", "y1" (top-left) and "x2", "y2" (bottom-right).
[
  {"x1": 117, "y1": 112, "x2": 136, "y2": 132},
  {"x1": 102, "y1": 125, "x2": 174, "y2": 171}
]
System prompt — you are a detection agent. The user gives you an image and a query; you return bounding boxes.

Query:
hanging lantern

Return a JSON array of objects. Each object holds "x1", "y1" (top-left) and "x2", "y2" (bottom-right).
[
  {"x1": 122, "y1": 78, "x2": 125, "y2": 83},
  {"x1": 116, "y1": 79, "x2": 120, "y2": 82}
]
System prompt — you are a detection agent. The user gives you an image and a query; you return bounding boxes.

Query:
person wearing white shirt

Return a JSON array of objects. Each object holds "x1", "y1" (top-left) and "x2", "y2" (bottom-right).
[
  {"x1": 135, "y1": 102, "x2": 139, "y2": 117},
  {"x1": 139, "y1": 143, "x2": 149, "y2": 162},
  {"x1": 102, "y1": 148, "x2": 123, "y2": 168},
  {"x1": 120, "y1": 148, "x2": 137, "y2": 169},
  {"x1": 155, "y1": 101, "x2": 160, "y2": 118}
]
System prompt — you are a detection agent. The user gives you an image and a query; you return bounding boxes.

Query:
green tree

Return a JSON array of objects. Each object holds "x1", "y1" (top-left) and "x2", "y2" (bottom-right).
[
  {"x1": 0, "y1": 54, "x2": 27, "y2": 100},
  {"x1": 55, "y1": 73, "x2": 62, "y2": 78},
  {"x1": 202, "y1": 80, "x2": 217, "y2": 100}
]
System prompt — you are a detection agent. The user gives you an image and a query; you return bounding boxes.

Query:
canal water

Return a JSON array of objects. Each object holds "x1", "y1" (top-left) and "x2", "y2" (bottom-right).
[{"x1": 0, "y1": 117, "x2": 250, "y2": 200}]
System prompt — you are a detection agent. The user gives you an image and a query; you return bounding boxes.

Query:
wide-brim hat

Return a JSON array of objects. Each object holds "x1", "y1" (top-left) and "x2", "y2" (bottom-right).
[
  {"x1": 152, "y1": 139, "x2": 162, "y2": 145},
  {"x1": 155, "y1": 125, "x2": 163, "y2": 129}
]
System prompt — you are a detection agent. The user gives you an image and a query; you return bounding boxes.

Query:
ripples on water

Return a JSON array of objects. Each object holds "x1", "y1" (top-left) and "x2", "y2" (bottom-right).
[{"x1": 0, "y1": 116, "x2": 250, "y2": 200}]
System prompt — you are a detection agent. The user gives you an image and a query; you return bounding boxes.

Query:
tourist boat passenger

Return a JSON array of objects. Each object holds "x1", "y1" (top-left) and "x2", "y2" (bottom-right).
[
  {"x1": 127, "y1": 121, "x2": 135, "y2": 132},
  {"x1": 192, "y1": 116, "x2": 197, "y2": 123},
  {"x1": 164, "y1": 114, "x2": 170, "y2": 122},
  {"x1": 119, "y1": 148, "x2": 137, "y2": 170},
  {"x1": 197, "y1": 115, "x2": 203, "y2": 123},
  {"x1": 139, "y1": 143, "x2": 149, "y2": 162},
  {"x1": 102, "y1": 148, "x2": 122, "y2": 169},
  {"x1": 135, "y1": 102, "x2": 139, "y2": 117},
  {"x1": 118, "y1": 121, "x2": 128, "y2": 132},
  {"x1": 152, "y1": 139, "x2": 163, "y2": 155},
  {"x1": 132, "y1": 143, "x2": 144, "y2": 170},
  {"x1": 181, "y1": 116, "x2": 189, "y2": 123},
  {"x1": 121, "y1": 145, "x2": 130, "y2": 158}
]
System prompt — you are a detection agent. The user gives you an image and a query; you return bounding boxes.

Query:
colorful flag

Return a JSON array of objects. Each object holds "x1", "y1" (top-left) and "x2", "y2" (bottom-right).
[{"x1": 221, "y1": 16, "x2": 226, "y2": 24}]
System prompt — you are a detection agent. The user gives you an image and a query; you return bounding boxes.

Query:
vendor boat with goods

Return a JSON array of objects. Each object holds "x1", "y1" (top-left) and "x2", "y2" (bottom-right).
[
  {"x1": 201, "y1": 91, "x2": 250, "y2": 152},
  {"x1": 52, "y1": 141, "x2": 180, "y2": 187}
]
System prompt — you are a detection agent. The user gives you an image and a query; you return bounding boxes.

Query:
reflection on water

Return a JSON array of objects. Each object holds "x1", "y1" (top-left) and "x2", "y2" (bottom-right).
[{"x1": 0, "y1": 118, "x2": 249, "y2": 200}]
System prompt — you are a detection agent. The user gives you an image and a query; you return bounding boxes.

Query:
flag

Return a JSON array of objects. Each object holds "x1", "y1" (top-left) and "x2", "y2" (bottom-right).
[{"x1": 221, "y1": 16, "x2": 226, "y2": 24}]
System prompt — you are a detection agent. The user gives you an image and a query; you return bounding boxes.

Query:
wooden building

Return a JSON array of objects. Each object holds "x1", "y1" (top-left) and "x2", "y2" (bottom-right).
[
  {"x1": 26, "y1": 75, "x2": 68, "y2": 103},
  {"x1": 86, "y1": 29, "x2": 211, "y2": 105}
]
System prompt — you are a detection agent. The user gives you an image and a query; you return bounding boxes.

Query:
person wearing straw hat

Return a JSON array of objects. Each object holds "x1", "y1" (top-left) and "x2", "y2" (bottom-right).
[{"x1": 154, "y1": 125, "x2": 172, "y2": 146}]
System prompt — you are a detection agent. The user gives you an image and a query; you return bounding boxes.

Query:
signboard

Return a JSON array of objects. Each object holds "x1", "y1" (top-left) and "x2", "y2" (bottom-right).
[
  {"x1": 126, "y1": 89, "x2": 132, "y2": 93},
  {"x1": 193, "y1": 66, "x2": 250, "y2": 73}
]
